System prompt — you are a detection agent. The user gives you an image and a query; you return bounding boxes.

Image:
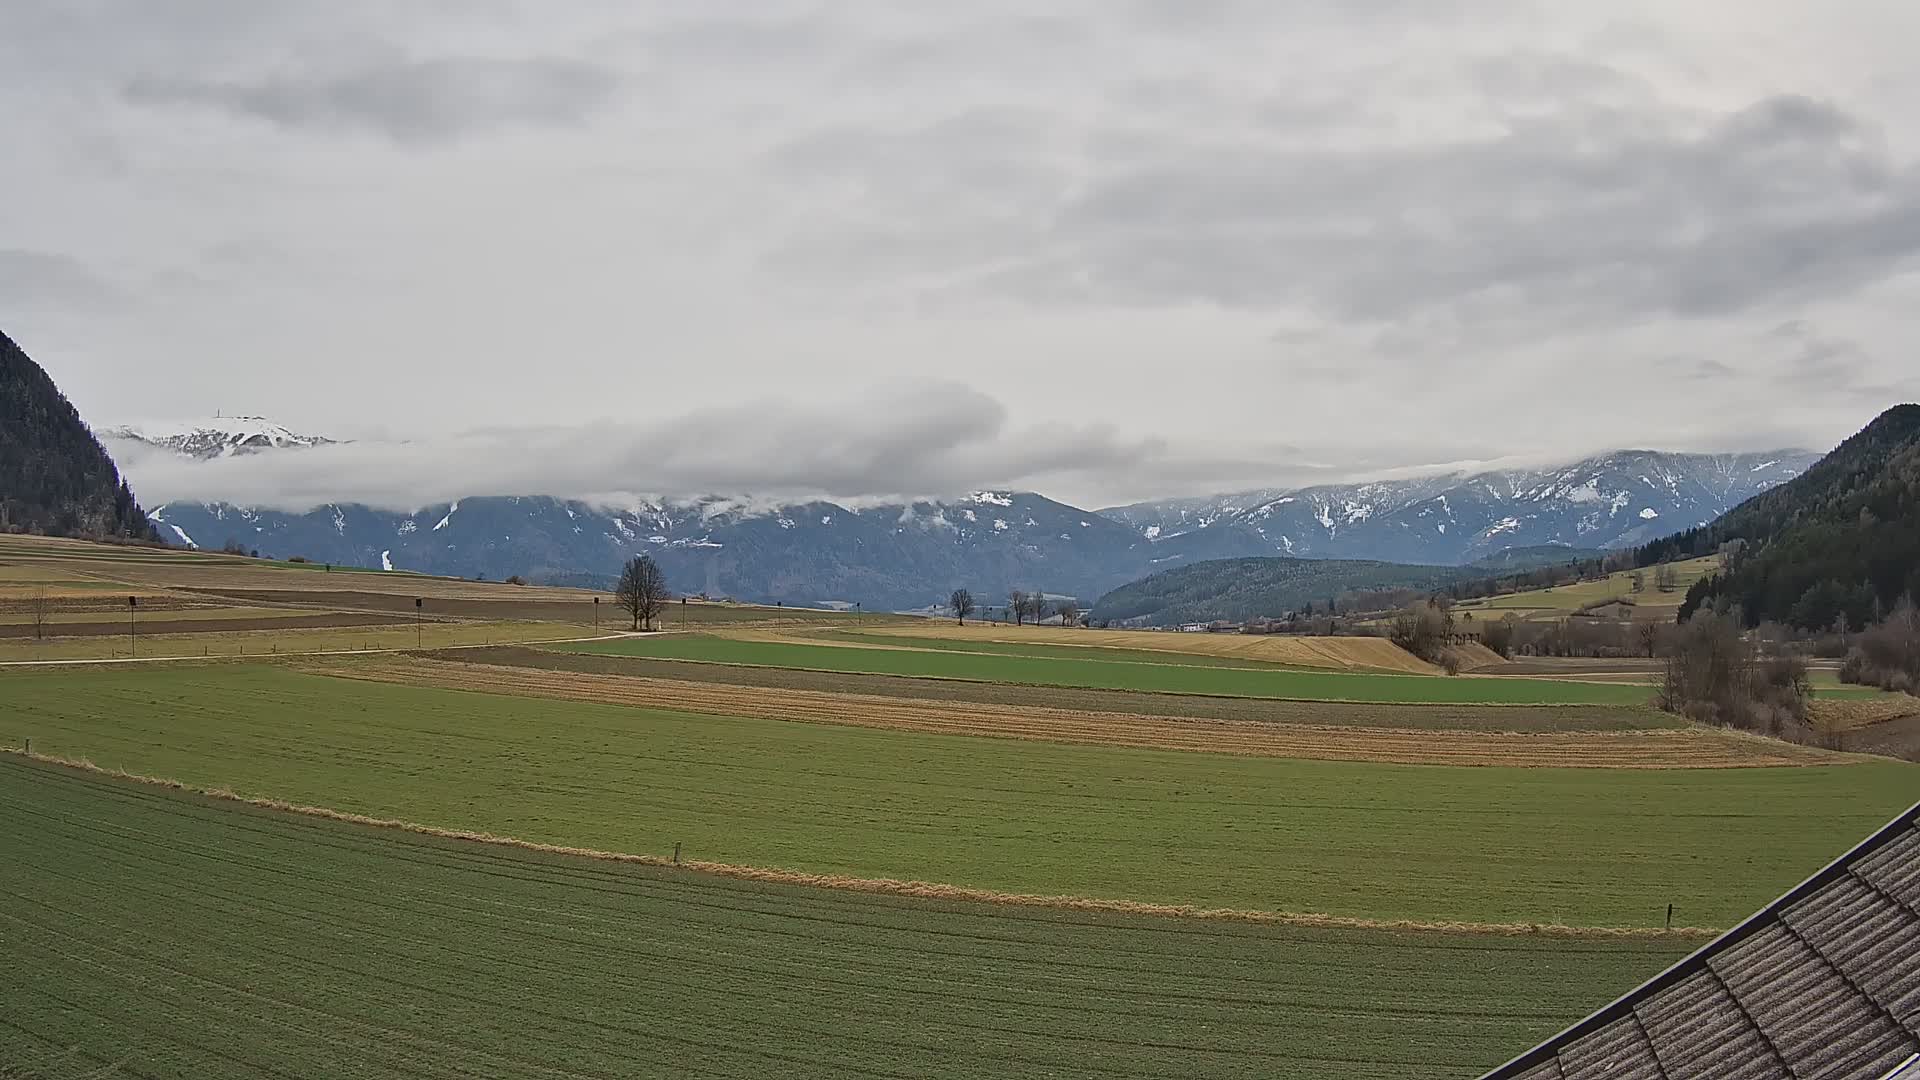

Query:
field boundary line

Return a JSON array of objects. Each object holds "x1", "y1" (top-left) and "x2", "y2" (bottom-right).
[
  {"x1": 0, "y1": 749, "x2": 1721, "y2": 941},
  {"x1": 307, "y1": 656, "x2": 1850, "y2": 768},
  {"x1": 538, "y1": 645, "x2": 1649, "y2": 709},
  {"x1": 0, "y1": 631, "x2": 652, "y2": 668}
]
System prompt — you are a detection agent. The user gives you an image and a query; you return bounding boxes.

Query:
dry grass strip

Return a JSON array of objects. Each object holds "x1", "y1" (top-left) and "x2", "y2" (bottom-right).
[
  {"x1": 4, "y1": 749, "x2": 1719, "y2": 941},
  {"x1": 1810, "y1": 695, "x2": 1920, "y2": 733},
  {"x1": 306, "y1": 656, "x2": 1845, "y2": 769},
  {"x1": 855, "y1": 624, "x2": 1446, "y2": 673}
]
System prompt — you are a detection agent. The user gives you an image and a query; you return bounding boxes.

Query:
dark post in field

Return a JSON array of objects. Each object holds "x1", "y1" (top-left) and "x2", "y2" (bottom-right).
[
  {"x1": 128, "y1": 595, "x2": 137, "y2": 658},
  {"x1": 1665, "y1": 903, "x2": 1673, "y2": 929},
  {"x1": 593, "y1": 595, "x2": 599, "y2": 630},
  {"x1": 673, "y1": 842, "x2": 681, "y2": 865},
  {"x1": 415, "y1": 597, "x2": 423, "y2": 649}
]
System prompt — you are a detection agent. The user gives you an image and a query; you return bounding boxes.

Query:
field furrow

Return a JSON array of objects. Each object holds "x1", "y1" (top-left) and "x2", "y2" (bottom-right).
[
  {"x1": 315, "y1": 656, "x2": 1841, "y2": 768},
  {"x1": 0, "y1": 756, "x2": 1689, "y2": 1080},
  {"x1": 7, "y1": 663, "x2": 1912, "y2": 928}
]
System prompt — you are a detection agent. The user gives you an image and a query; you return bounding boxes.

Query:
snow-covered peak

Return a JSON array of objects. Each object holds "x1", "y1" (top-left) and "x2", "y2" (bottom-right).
[{"x1": 102, "y1": 416, "x2": 331, "y2": 459}]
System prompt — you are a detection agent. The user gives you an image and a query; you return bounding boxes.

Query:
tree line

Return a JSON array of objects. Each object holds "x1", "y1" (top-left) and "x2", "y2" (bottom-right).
[{"x1": 948, "y1": 587, "x2": 1083, "y2": 627}]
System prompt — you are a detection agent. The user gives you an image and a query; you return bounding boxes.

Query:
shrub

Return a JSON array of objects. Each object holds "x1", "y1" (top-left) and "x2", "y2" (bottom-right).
[
  {"x1": 1810, "y1": 633, "x2": 1850, "y2": 659},
  {"x1": 286, "y1": 555, "x2": 309, "y2": 564},
  {"x1": 1388, "y1": 602, "x2": 1452, "y2": 663},
  {"x1": 505, "y1": 574, "x2": 528, "y2": 586},
  {"x1": 1838, "y1": 600, "x2": 1920, "y2": 693},
  {"x1": 1658, "y1": 612, "x2": 1811, "y2": 737},
  {"x1": 1480, "y1": 616, "x2": 1516, "y2": 659}
]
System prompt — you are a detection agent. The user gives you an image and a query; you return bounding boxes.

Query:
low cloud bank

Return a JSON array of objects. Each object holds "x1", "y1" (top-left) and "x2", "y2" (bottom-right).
[{"x1": 111, "y1": 382, "x2": 1236, "y2": 512}]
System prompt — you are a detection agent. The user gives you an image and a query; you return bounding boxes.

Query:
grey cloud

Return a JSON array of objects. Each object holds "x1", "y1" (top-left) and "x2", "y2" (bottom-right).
[
  {"x1": 0, "y1": 250, "x2": 119, "y2": 307},
  {"x1": 115, "y1": 383, "x2": 1180, "y2": 513},
  {"x1": 1763, "y1": 321, "x2": 1874, "y2": 389},
  {"x1": 10, "y1": 4, "x2": 1920, "y2": 503},
  {"x1": 124, "y1": 57, "x2": 620, "y2": 143},
  {"x1": 768, "y1": 80, "x2": 1920, "y2": 334}
]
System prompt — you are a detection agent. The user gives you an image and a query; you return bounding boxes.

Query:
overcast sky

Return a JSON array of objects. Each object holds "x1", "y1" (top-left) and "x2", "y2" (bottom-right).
[{"x1": 7, "y1": 1, "x2": 1920, "y2": 510}]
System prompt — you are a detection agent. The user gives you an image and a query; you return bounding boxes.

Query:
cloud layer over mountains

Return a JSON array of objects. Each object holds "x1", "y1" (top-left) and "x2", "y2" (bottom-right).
[{"x1": 11, "y1": 1, "x2": 1920, "y2": 502}]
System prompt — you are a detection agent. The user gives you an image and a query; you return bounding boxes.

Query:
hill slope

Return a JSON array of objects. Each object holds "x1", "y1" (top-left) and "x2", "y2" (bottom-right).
[
  {"x1": 1089, "y1": 545, "x2": 1611, "y2": 628},
  {"x1": 1652, "y1": 405, "x2": 1920, "y2": 628},
  {"x1": 1091, "y1": 557, "x2": 1466, "y2": 626},
  {"x1": 0, "y1": 330, "x2": 153, "y2": 540}
]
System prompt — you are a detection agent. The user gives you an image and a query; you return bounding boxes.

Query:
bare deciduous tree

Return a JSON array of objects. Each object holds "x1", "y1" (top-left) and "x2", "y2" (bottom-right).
[
  {"x1": 1008, "y1": 589, "x2": 1027, "y2": 626},
  {"x1": 1655, "y1": 563, "x2": 1678, "y2": 593},
  {"x1": 1054, "y1": 599, "x2": 1081, "y2": 627},
  {"x1": 1481, "y1": 614, "x2": 1516, "y2": 658},
  {"x1": 1658, "y1": 611, "x2": 1809, "y2": 736},
  {"x1": 1636, "y1": 621, "x2": 1661, "y2": 659},
  {"x1": 615, "y1": 555, "x2": 671, "y2": 631},
  {"x1": 1026, "y1": 589, "x2": 1050, "y2": 625},
  {"x1": 949, "y1": 588, "x2": 976, "y2": 625},
  {"x1": 29, "y1": 587, "x2": 50, "y2": 640},
  {"x1": 1389, "y1": 601, "x2": 1453, "y2": 663}
]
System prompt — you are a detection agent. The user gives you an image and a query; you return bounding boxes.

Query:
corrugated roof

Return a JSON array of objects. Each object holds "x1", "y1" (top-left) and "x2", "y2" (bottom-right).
[{"x1": 1483, "y1": 800, "x2": 1920, "y2": 1080}]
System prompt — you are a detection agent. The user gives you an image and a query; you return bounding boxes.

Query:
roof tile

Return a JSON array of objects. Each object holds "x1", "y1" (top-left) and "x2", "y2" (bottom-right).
[{"x1": 1479, "y1": 802, "x2": 1920, "y2": 1080}]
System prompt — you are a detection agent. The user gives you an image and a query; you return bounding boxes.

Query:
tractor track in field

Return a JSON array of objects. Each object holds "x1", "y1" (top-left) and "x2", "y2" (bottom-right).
[
  {"x1": 304, "y1": 656, "x2": 1845, "y2": 769},
  {"x1": 447, "y1": 646, "x2": 1679, "y2": 732}
]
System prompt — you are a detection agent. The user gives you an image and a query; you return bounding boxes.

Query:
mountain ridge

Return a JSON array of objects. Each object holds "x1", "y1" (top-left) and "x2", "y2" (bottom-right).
[
  {"x1": 1647, "y1": 404, "x2": 1920, "y2": 628},
  {"x1": 114, "y1": 416, "x2": 1818, "y2": 609},
  {"x1": 0, "y1": 330, "x2": 156, "y2": 541},
  {"x1": 1101, "y1": 448, "x2": 1818, "y2": 565}
]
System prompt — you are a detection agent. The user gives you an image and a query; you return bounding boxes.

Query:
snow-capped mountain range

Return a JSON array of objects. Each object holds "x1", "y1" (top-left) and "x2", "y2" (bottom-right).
[
  {"x1": 1100, "y1": 450, "x2": 1819, "y2": 566},
  {"x1": 102, "y1": 416, "x2": 331, "y2": 459},
  {"x1": 107, "y1": 417, "x2": 1816, "y2": 609}
]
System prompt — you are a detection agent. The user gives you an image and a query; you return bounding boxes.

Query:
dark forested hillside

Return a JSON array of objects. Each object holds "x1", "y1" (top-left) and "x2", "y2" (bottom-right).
[
  {"x1": 1651, "y1": 405, "x2": 1920, "y2": 628},
  {"x1": 1090, "y1": 557, "x2": 1467, "y2": 626},
  {"x1": 0, "y1": 330, "x2": 155, "y2": 540}
]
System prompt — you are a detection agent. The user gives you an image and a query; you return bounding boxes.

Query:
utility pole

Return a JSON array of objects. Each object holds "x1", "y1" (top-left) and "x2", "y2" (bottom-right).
[
  {"x1": 414, "y1": 597, "x2": 423, "y2": 649},
  {"x1": 128, "y1": 595, "x2": 137, "y2": 657},
  {"x1": 593, "y1": 595, "x2": 600, "y2": 630}
]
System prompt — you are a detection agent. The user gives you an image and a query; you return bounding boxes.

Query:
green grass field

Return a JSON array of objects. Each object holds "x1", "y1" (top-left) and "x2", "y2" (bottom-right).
[
  {"x1": 6, "y1": 663, "x2": 1912, "y2": 928},
  {"x1": 556, "y1": 635, "x2": 1658, "y2": 705},
  {"x1": 819, "y1": 629, "x2": 1321, "y2": 669},
  {"x1": 457, "y1": 646, "x2": 1684, "y2": 731},
  {"x1": 0, "y1": 757, "x2": 1688, "y2": 1080},
  {"x1": 1453, "y1": 556, "x2": 1723, "y2": 620}
]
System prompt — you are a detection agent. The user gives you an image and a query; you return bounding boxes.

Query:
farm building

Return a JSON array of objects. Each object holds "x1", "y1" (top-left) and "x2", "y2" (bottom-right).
[{"x1": 1482, "y1": 799, "x2": 1920, "y2": 1078}]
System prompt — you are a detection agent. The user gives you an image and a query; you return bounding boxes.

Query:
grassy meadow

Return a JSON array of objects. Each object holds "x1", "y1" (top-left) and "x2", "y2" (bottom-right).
[
  {"x1": 6, "y1": 536, "x2": 1916, "y2": 1080},
  {"x1": 0, "y1": 757, "x2": 1689, "y2": 1080},
  {"x1": 5, "y1": 663, "x2": 1912, "y2": 928},
  {"x1": 556, "y1": 634, "x2": 1660, "y2": 705},
  {"x1": 1453, "y1": 555, "x2": 1723, "y2": 622}
]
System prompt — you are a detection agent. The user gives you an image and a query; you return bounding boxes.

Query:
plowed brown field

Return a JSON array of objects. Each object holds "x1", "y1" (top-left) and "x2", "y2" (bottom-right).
[
  {"x1": 313, "y1": 656, "x2": 1842, "y2": 768},
  {"x1": 858, "y1": 623, "x2": 1449, "y2": 672}
]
